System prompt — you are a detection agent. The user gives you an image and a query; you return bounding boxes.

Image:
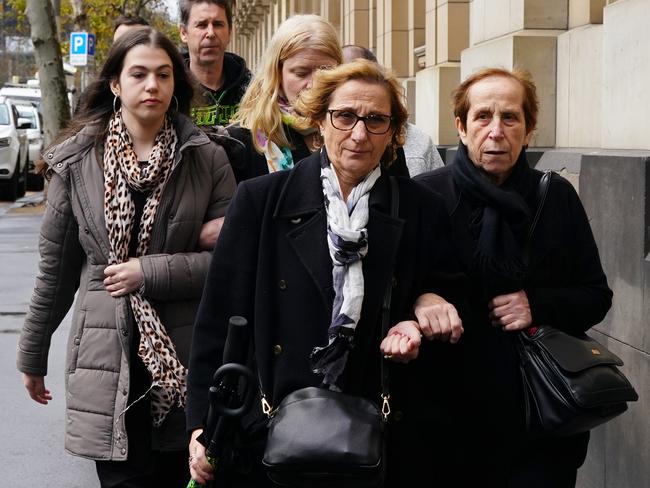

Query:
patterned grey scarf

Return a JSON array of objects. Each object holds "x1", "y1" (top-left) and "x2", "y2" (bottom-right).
[
  {"x1": 104, "y1": 110, "x2": 185, "y2": 427},
  {"x1": 310, "y1": 149, "x2": 381, "y2": 390}
]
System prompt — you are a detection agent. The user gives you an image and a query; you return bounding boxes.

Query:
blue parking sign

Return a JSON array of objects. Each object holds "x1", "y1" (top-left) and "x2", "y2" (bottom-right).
[
  {"x1": 70, "y1": 32, "x2": 95, "y2": 66},
  {"x1": 71, "y1": 32, "x2": 86, "y2": 54},
  {"x1": 87, "y1": 34, "x2": 95, "y2": 56}
]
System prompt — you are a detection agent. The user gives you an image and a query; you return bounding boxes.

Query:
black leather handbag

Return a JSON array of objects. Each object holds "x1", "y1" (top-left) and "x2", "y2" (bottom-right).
[
  {"x1": 518, "y1": 172, "x2": 639, "y2": 437},
  {"x1": 262, "y1": 386, "x2": 386, "y2": 487},
  {"x1": 518, "y1": 324, "x2": 638, "y2": 436},
  {"x1": 261, "y1": 177, "x2": 399, "y2": 487}
]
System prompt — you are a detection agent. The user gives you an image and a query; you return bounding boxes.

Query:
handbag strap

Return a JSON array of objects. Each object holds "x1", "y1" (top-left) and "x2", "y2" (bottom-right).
[
  {"x1": 528, "y1": 171, "x2": 552, "y2": 240},
  {"x1": 524, "y1": 171, "x2": 552, "y2": 262},
  {"x1": 379, "y1": 176, "x2": 399, "y2": 420},
  {"x1": 259, "y1": 175, "x2": 399, "y2": 420}
]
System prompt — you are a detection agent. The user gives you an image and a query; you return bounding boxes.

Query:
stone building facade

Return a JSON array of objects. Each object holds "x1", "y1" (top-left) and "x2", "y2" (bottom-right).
[{"x1": 230, "y1": 1, "x2": 649, "y2": 486}]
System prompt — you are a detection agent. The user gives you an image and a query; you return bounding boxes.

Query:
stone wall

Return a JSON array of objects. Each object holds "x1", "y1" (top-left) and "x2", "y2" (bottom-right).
[{"x1": 536, "y1": 150, "x2": 650, "y2": 488}]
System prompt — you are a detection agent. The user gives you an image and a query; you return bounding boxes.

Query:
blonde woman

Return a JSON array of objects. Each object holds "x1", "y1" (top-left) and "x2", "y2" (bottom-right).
[{"x1": 224, "y1": 14, "x2": 342, "y2": 182}]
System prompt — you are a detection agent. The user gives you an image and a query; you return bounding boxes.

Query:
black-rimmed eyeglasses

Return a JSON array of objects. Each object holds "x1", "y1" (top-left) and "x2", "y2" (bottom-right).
[{"x1": 327, "y1": 109, "x2": 394, "y2": 135}]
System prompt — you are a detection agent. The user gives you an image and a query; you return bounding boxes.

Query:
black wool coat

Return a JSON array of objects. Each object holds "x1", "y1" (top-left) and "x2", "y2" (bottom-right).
[
  {"x1": 416, "y1": 160, "x2": 613, "y2": 483},
  {"x1": 187, "y1": 150, "x2": 464, "y2": 486}
]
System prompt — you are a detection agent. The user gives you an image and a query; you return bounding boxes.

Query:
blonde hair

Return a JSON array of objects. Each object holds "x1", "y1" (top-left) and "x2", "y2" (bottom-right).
[
  {"x1": 233, "y1": 14, "x2": 342, "y2": 152},
  {"x1": 294, "y1": 59, "x2": 408, "y2": 166}
]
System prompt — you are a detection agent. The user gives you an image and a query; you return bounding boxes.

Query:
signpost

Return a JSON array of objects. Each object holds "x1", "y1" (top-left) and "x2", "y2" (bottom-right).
[
  {"x1": 69, "y1": 32, "x2": 95, "y2": 66},
  {"x1": 69, "y1": 32, "x2": 95, "y2": 93}
]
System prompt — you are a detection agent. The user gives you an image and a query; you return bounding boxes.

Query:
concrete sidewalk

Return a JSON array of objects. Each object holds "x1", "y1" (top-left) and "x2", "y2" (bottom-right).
[
  {"x1": 0, "y1": 204, "x2": 97, "y2": 486},
  {"x1": 3, "y1": 191, "x2": 45, "y2": 216}
]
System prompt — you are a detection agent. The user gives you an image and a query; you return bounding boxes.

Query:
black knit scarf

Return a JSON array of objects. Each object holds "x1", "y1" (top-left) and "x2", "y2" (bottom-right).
[{"x1": 451, "y1": 142, "x2": 533, "y2": 301}]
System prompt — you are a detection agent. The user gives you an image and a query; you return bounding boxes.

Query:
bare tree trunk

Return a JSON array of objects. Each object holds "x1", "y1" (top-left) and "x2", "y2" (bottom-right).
[
  {"x1": 125, "y1": 0, "x2": 156, "y2": 17},
  {"x1": 25, "y1": 0, "x2": 70, "y2": 147},
  {"x1": 70, "y1": 0, "x2": 88, "y2": 31},
  {"x1": 50, "y1": 0, "x2": 63, "y2": 43}
]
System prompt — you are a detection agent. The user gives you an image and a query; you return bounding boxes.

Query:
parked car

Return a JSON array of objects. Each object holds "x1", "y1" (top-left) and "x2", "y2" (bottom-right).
[
  {"x1": 0, "y1": 82, "x2": 77, "y2": 116},
  {"x1": 0, "y1": 96, "x2": 29, "y2": 201},
  {"x1": 15, "y1": 103, "x2": 44, "y2": 191},
  {"x1": 0, "y1": 83, "x2": 42, "y2": 112}
]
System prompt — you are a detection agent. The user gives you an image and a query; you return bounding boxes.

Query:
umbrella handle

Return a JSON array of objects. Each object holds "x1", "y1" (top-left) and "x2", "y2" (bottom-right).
[
  {"x1": 211, "y1": 363, "x2": 256, "y2": 417},
  {"x1": 185, "y1": 455, "x2": 218, "y2": 488}
]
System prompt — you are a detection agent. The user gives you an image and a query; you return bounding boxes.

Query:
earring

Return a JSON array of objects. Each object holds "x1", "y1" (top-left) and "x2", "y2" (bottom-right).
[{"x1": 112, "y1": 95, "x2": 120, "y2": 113}]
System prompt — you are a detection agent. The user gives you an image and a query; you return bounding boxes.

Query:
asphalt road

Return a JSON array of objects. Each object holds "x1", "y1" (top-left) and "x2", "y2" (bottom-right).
[{"x1": 0, "y1": 195, "x2": 97, "y2": 486}]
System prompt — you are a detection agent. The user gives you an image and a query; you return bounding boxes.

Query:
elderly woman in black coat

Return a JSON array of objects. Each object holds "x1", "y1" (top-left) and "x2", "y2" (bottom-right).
[
  {"x1": 186, "y1": 59, "x2": 464, "y2": 487},
  {"x1": 416, "y1": 68, "x2": 613, "y2": 487}
]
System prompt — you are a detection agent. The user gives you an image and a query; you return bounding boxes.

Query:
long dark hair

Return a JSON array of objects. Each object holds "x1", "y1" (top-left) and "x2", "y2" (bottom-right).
[{"x1": 54, "y1": 27, "x2": 193, "y2": 147}]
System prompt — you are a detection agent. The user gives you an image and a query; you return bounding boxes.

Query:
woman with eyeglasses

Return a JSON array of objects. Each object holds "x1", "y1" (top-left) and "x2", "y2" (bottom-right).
[
  {"x1": 224, "y1": 14, "x2": 409, "y2": 184},
  {"x1": 186, "y1": 59, "x2": 465, "y2": 487}
]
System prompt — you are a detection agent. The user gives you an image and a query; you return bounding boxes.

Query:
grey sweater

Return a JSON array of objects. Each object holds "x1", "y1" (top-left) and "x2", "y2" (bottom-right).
[{"x1": 403, "y1": 123, "x2": 444, "y2": 176}]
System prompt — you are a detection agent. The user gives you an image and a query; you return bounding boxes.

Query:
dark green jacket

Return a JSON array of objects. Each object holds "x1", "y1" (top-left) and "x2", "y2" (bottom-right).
[{"x1": 187, "y1": 52, "x2": 251, "y2": 127}]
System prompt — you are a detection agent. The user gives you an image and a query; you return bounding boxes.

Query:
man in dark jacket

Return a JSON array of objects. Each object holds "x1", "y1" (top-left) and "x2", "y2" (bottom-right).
[{"x1": 179, "y1": 0, "x2": 251, "y2": 127}]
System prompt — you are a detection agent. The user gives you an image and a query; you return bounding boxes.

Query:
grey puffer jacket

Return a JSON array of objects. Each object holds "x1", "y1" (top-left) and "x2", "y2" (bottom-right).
[{"x1": 16, "y1": 114, "x2": 236, "y2": 461}]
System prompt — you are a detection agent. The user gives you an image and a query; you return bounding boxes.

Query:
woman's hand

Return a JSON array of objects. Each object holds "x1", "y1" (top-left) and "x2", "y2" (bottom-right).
[
  {"x1": 103, "y1": 258, "x2": 144, "y2": 297},
  {"x1": 189, "y1": 429, "x2": 214, "y2": 485},
  {"x1": 22, "y1": 373, "x2": 52, "y2": 405},
  {"x1": 198, "y1": 217, "x2": 225, "y2": 250},
  {"x1": 380, "y1": 321, "x2": 422, "y2": 363},
  {"x1": 489, "y1": 290, "x2": 532, "y2": 331},
  {"x1": 413, "y1": 293, "x2": 464, "y2": 343}
]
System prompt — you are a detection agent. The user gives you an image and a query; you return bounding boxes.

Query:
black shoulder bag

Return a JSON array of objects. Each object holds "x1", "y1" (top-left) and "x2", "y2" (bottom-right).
[
  {"x1": 261, "y1": 177, "x2": 399, "y2": 487},
  {"x1": 518, "y1": 172, "x2": 639, "y2": 437}
]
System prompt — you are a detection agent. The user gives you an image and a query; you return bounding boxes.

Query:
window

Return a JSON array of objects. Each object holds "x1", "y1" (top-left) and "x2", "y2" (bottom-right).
[
  {"x1": 16, "y1": 107, "x2": 36, "y2": 129},
  {"x1": 0, "y1": 105, "x2": 9, "y2": 125}
]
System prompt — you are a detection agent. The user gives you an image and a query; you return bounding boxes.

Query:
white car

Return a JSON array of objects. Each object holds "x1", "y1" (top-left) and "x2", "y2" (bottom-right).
[
  {"x1": 0, "y1": 84, "x2": 42, "y2": 112},
  {"x1": 0, "y1": 82, "x2": 77, "y2": 116},
  {"x1": 14, "y1": 103, "x2": 44, "y2": 190},
  {"x1": 0, "y1": 96, "x2": 29, "y2": 201}
]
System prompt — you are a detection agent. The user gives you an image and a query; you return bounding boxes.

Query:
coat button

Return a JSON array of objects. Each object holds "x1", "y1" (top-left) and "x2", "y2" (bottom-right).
[
  {"x1": 169, "y1": 213, "x2": 174, "y2": 220},
  {"x1": 290, "y1": 218, "x2": 301, "y2": 224},
  {"x1": 121, "y1": 328, "x2": 128, "y2": 336},
  {"x1": 74, "y1": 337, "x2": 80, "y2": 345},
  {"x1": 278, "y1": 280, "x2": 287, "y2": 290},
  {"x1": 47, "y1": 153, "x2": 53, "y2": 159},
  {"x1": 273, "y1": 344, "x2": 282, "y2": 355},
  {"x1": 56, "y1": 162, "x2": 63, "y2": 168},
  {"x1": 121, "y1": 448, "x2": 126, "y2": 455},
  {"x1": 122, "y1": 388, "x2": 128, "y2": 396},
  {"x1": 83, "y1": 227, "x2": 90, "y2": 234}
]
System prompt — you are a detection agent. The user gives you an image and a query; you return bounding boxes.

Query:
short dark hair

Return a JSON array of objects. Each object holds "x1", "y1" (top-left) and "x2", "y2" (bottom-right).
[
  {"x1": 453, "y1": 67, "x2": 539, "y2": 134},
  {"x1": 180, "y1": 0, "x2": 232, "y2": 29},
  {"x1": 113, "y1": 14, "x2": 149, "y2": 33},
  {"x1": 342, "y1": 44, "x2": 377, "y2": 63}
]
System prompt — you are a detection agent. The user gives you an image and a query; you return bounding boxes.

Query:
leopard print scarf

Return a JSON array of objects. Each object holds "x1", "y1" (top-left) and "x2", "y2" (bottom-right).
[{"x1": 104, "y1": 109, "x2": 184, "y2": 427}]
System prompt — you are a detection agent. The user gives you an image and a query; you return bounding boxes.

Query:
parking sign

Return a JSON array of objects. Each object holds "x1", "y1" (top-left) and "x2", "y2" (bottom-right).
[{"x1": 70, "y1": 32, "x2": 95, "y2": 66}]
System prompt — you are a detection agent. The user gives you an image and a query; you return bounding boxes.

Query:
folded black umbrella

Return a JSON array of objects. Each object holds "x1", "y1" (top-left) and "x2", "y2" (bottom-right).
[{"x1": 187, "y1": 316, "x2": 255, "y2": 488}]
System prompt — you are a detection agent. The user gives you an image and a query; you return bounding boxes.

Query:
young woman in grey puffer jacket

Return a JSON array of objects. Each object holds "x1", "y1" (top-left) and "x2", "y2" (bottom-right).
[{"x1": 17, "y1": 28, "x2": 236, "y2": 488}]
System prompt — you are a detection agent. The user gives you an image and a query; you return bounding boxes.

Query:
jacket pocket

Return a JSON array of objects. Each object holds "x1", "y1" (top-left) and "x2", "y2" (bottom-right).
[{"x1": 67, "y1": 309, "x2": 85, "y2": 374}]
